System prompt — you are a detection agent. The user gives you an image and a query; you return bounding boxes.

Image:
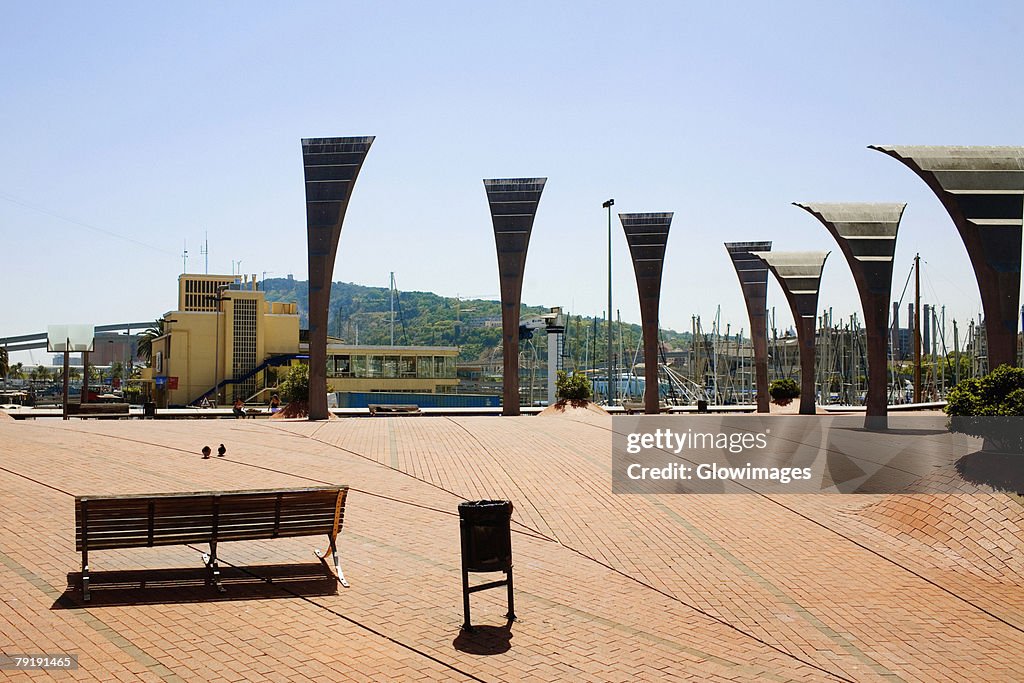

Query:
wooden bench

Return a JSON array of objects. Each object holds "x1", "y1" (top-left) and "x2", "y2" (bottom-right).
[
  {"x1": 368, "y1": 404, "x2": 421, "y2": 415},
  {"x1": 74, "y1": 485, "x2": 349, "y2": 601},
  {"x1": 67, "y1": 402, "x2": 130, "y2": 418}
]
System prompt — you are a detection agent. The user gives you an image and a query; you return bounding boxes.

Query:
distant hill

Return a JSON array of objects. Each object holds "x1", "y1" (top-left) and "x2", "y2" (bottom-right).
[{"x1": 260, "y1": 278, "x2": 694, "y2": 363}]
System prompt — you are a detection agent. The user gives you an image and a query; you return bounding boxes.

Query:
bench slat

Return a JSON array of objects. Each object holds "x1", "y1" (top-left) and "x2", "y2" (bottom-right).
[{"x1": 75, "y1": 486, "x2": 348, "y2": 552}]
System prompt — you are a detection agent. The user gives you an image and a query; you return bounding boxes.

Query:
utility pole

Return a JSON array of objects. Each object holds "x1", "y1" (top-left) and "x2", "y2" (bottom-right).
[
  {"x1": 603, "y1": 199, "x2": 615, "y2": 405},
  {"x1": 953, "y1": 319, "x2": 960, "y2": 385},
  {"x1": 616, "y1": 308, "x2": 623, "y2": 399},
  {"x1": 913, "y1": 253, "x2": 922, "y2": 403},
  {"x1": 931, "y1": 306, "x2": 938, "y2": 399},
  {"x1": 940, "y1": 305, "x2": 946, "y2": 395}
]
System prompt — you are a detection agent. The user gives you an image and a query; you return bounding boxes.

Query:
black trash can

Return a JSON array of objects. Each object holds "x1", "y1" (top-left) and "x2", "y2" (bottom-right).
[
  {"x1": 459, "y1": 500, "x2": 513, "y2": 571},
  {"x1": 696, "y1": 399, "x2": 708, "y2": 414},
  {"x1": 143, "y1": 401, "x2": 157, "y2": 418},
  {"x1": 458, "y1": 500, "x2": 515, "y2": 629}
]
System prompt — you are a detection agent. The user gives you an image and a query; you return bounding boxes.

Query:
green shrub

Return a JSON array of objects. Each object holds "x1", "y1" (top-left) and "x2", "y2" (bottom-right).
[
  {"x1": 277, "y1": 363, "x2": 310, "y2": 404},
  {"x1": 556, "y1": 370, "x2": 592, "y2": 402},
  {"x1": 945, "y1": 364, "x2": 1024, "y2": 417},
  {"x1": 945, "y1": 364, "x2": 1024, "y2": 451},
  {"x1": 769, "y1": 378, "x2": 800, "y2": 406},
  {"x1": 123, "y1": 386, "x2": 143, "y2": 405}
]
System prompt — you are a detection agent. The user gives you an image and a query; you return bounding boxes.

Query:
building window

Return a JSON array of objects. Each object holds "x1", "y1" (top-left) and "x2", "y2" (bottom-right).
[
  {"x1": 337, "y1": 355, "x2": 351, "y2": 377},
  {"x1": 232, "y1": 298, "x2": 258, "y2": 399}
]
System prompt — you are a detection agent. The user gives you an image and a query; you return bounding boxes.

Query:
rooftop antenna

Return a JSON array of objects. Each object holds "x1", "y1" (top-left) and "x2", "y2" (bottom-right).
[
  {"x1": 200, "y1": 231, "x2": 209, "y2": 274},
  {"x1": 182, "y1": 240, "x2": 188, "y2": 273}
]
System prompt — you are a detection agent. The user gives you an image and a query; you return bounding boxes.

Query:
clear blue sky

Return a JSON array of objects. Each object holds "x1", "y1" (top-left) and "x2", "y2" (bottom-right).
[{"x1": 2, "y1": 1, "x2": 1022, "y2": 362}]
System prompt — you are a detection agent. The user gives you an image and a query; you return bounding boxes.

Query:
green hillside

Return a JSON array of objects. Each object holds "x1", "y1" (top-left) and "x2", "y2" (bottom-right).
[{"x1": 260, "y1": 278, "x2": 694, "y2": 363}]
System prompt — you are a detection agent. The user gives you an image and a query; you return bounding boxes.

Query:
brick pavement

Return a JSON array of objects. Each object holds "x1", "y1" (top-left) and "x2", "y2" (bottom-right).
[{"x1": 0, "y1": 411, "x2": 1021, "y2": 681}]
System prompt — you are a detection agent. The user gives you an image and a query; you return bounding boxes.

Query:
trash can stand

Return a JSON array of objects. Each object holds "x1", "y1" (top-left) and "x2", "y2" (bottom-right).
[{"x1": 458, "y1": 499, "x2": 515, "y2": 631}]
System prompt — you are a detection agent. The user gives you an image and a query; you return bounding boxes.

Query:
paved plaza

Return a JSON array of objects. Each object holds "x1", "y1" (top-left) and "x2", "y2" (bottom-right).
[{"x1": 0, "y1": 410, "x2": 1022, "y2": 681}]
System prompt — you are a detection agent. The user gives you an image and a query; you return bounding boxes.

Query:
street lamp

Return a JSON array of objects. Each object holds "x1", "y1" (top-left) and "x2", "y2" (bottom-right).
[
  {"x1": 602, "y1": 198, "x2": 615, "y2": 405},
  {"x1": 107, "y1": 340, "x2": 115, "y2": 390},
  {"x1": 204, "y1": 287, "x2": 230, "y2": 405}
]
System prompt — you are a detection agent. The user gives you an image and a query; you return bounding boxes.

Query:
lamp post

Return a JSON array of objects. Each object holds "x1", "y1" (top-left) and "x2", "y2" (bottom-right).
[
  {"x1": 107, "y1": 340, "x2": 115, "y2": 390},
  {"x1": 603, "y1": 198, "x2": 615, "y2": 405},
  {"x1": 123, "y1": 334, "x2": 130, "y2": 397}
]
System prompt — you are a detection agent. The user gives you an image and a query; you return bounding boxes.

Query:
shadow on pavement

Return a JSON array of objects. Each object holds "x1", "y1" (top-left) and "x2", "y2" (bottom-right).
[
  {"x1": 453, "y1": 620, "x2": 514, "y2": 655},
  {"x1": 55, "y1": 562, "x2": 339, "y2": 608},
  {"x1": 956, "y1": 450, "x2": 1024, "y2": 495}
]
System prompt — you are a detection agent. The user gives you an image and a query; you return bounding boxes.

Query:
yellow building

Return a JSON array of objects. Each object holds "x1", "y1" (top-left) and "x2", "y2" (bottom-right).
[
  {"x1": 321, "y1": 343, "x2": 458, "y2": 394},
  {"x1": 151, "y1": 274, "x2": 299, "y2": 407},
  {"x1": 151, "y1": 274, "x2": 460, "y2": 407}
]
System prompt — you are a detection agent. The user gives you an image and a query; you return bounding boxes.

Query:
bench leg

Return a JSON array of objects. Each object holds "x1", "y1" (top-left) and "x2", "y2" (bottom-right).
[
  {"x1": 81, "y1": 549, "x2": 90, "y2": 602},
  {"x1": 202, "y1": 543, "x2": 226, "y2": 593},
  {"x1": 314, "y1": 535, "x2": 349, "y2": 588},
  {"x1": 462, "y1": 567, "x2": 472, "y2": 631},
  {"x1": 505, "y1": 567, "x2": 516, "y2": 621}
]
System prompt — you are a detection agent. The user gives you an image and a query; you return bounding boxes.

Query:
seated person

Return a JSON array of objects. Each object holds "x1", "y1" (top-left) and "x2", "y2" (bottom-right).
[
  {"x1": 232, "y1": 397, "x2": 245, "y2": 418},
  {"x1": 269, "y1": 393, "x2": 282, "y2": 413}
]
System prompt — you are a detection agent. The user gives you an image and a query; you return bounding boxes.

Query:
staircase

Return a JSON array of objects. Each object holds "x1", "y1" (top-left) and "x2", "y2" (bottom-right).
[{"x1": 190, "y1": 354, "x2": 303, "y2": 406}]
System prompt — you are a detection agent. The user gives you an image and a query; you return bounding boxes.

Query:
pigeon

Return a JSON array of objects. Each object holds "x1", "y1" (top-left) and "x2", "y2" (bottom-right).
[
  {"x1": 217, "y1": 444, "x2": 226, "y2": 457},
  {"x1": 202, "y1": 446, "x2": 211, "y2": 459}
]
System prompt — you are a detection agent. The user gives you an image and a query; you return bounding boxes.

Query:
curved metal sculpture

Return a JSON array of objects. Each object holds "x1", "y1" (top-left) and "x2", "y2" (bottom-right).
[
  {"x1": 302, "y1": 136, "x2": 375, "y2": 420},
  {"x1": 621, "y1": 213, "x2": 673, "y2": 414},
  {"x1": 750, "y1": 251, "x2": 830, "y2": 415},
  {"x1": 485, "y1": 178, "x2": 547, "y2": 416},
  {"x1": 724, "y1": 241, "x2": 772, "y2": 413},
  {"x1": 794, "y1": 203, "x2": 905, "y2": 428},
  {"x1": 869, "y1": 146, "x2": 1024, "y2": 370}
]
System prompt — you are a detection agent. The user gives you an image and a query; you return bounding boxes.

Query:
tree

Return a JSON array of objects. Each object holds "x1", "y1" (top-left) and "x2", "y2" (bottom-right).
[
  {"x1": 556, "y1": 370, "x2": 592, "y2": 402},
  {"x1": 278, "y1": 363, "x2": 310, "y2": 403},
  {"x1": 137, "y1": 319, "x2": 165, "y2": 365},
  {"x1": 945, "y1": 364, "x2": 1024, "y2": 452},
  {"x1": 769, "y1": 378, "x2": 801, "y2": 406},
  {"x1": 945, "y1": 364, "x2": 1024, "y2": 492}
]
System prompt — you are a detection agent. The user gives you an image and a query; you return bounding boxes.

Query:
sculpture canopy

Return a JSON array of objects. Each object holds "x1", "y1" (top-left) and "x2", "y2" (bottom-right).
[
  {"x1": 869, "y1": 145, "x2": 1024, "y2": 369},
  {"x1": 485, "y1": 177, "x2": 547, "y2": 416},
  {"x1": 793, "y1": 202, "x2": 905, "y2": 424},
  {"x1": 751, "y1": 250, "x2": 830, "y2": 416},
  {"x1": 724, "y1": 241, "x2": 772, "y2": 413}
]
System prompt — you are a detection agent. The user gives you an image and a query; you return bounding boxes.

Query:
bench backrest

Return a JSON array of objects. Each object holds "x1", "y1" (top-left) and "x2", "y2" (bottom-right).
[
  {"x1": 68, "y1": 403, "x2": 130, "y2": 415},
  {"x1": 75, "y1": 486, "x2": 347, "y2": 551}
]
